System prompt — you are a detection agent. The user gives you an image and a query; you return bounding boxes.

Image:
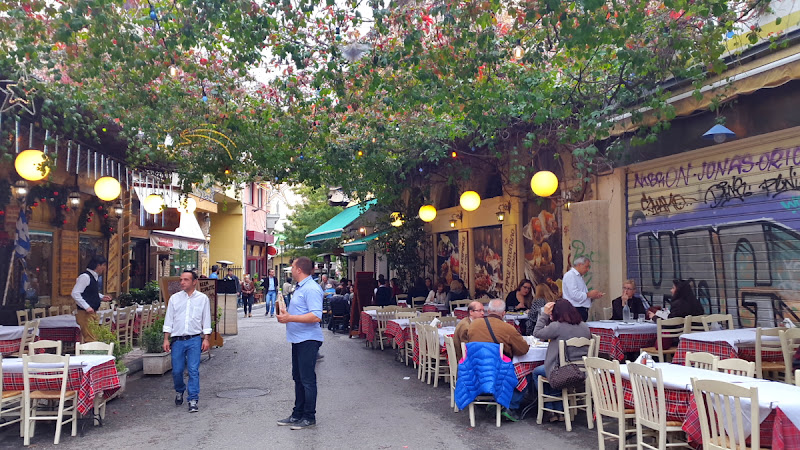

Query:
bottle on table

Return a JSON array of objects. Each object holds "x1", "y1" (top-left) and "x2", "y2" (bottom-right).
[{"x1": 622, "y1": 304, "x2": 631, "y2": 322}]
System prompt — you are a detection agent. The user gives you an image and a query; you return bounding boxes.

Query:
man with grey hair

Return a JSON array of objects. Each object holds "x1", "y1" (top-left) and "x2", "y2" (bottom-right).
[{"x1": 562, "y1": 256, "x2": 604, "y2": 321}]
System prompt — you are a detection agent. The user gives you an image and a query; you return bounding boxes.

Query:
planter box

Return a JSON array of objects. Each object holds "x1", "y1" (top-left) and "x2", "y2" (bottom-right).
[
  {"x1": 143, "y1": 352, "x2": 172, "y2": 375},
  {"x1": 111, "y1": 367, "x2": 129, "y2": 399}
]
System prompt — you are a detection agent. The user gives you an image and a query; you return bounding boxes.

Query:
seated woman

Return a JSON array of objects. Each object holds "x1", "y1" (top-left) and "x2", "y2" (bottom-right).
[
  {"x1": 425, "y1": 280, "x2": 449, "y2": 303},
  {"x1": 532, "y1": 299, "x2": 591, "y2": 421},
  {"x1": 505, "y1": 279, "x2": 534, "y2": 312},
  {"x1": 611, "y1": 279, "x2": 647, "y2": 320},
  {"x1": 526, "y1": 283, "x2": 558, "y2": 335},
  {"x1": 445, "y1": 279, "x2": 470, "y2": 308},
  {"x1": 646, "y1": 279, "x2": 704, "y2": 320}
]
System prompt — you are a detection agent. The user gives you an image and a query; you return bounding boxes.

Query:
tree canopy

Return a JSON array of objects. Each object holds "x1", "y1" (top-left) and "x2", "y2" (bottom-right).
[{"x1": 281, "y1": 185, "x2": 342, "y2": 257}]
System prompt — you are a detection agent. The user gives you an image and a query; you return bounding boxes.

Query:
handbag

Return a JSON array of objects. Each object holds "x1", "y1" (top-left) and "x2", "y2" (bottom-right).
[{"x1": 548, "y1": 344, "x2": 586, "y2": 390}]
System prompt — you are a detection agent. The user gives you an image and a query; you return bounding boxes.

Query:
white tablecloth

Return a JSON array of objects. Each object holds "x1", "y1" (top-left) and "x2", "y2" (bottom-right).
[
  {"x1": 364, "y1": 310, "x2": 377, "y2": 318},
  {"x1": 438, "y1": 326, "x2": 456, "y2": 347},
  {"x1": 0, "y1": 326, "x2": 39, "y2": 340},
  {"x1": 677, "y1": 328, "x2": 766, "y2": 351},
  {"x1": 587, "y1": 320, "x2": 658, "y2": 336},
  {"x1": 2, "y1": 354, "x2": 115, "y2": 373},
  {"x1": 389, "y1": 318, "x2": 410, "y2": 330},
  {"x1": 512, "y1": 336, "x2": 548, "y2": 363},
  {"x1": 36, "y1": 315, "x2": 80, "y2": 329}
]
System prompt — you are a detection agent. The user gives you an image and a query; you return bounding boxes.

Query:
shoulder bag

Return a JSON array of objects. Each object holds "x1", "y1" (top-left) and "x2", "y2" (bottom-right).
[{"x1": 548, "y1": 342, "x2": 586, "y2": 390}]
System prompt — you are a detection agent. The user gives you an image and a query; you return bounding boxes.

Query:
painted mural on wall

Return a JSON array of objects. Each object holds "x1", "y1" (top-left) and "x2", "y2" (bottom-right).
[
  {"x1": 627, "y1": 141, "x2": 800, "y2": 327},
  {"x1": 436, "y1": 231, "x2": 459, "y2": 285},
  {"x1": 473, "y1": 226, "x2": 503, "y2": 298},
  {"x1": 523, "y1": 200, "x2": 564, "y2": 289}
]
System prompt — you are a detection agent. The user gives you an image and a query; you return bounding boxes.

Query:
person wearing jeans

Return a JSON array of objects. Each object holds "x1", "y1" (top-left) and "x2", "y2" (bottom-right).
[
  {"x1": 163, "y1": 270, "x2": 211, "y2": 413},
  {"x1": 264, "y1": 269, "x2": 279, "y2": 317}
]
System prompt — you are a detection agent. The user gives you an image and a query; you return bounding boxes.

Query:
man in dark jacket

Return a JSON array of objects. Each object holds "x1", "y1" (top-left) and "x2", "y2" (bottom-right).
[
  {"x1": 611, "y1": 279, "x2": 647, "y2": 320},
  {"x1": 374, "y1": 279, "x2": 395, "y2": 306}
]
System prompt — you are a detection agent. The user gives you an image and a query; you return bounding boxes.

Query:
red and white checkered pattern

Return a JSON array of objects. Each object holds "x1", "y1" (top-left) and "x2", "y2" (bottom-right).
[
  {"x1": 384, "y1": 321, "x2": 409, "y2": 348},
  {"x1": 422, "y1": 304, "x2": 448, "y2": 313},
  {"x1": 3, "y1": 359, "x2": 120, "y2": 415},
  {"x1": 620, "y1": 377, "x2": 689, "y2": 423},
  {"x1": 39, "y1": 327, "x2": 82, "y2": 344},
  {"x1": 673, "y1": 339, "x2": 783, "y2": 365},
  {"x1": 514, "y1": 361, "x2": 544, "y2": 391},
  {"x1": 590, "y1": 327, "x2": 657, "y2": 361},
  {"x1": 0, "y1": 339, "x2": 22, "y2": 356},
  {"x1": 359, "y1": 311, "x2": 376, "y2": 342},
  {"x1": 454, "y1": 309, "x2": 468, "y2": 320},
  {"x1": 773, "y1": 407, "x2": 800, "y2": 450}
]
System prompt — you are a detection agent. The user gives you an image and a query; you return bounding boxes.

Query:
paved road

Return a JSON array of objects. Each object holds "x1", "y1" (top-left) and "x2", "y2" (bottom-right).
[{"x1": 1, "y1": 306, "x2": 598, "y2": 449}]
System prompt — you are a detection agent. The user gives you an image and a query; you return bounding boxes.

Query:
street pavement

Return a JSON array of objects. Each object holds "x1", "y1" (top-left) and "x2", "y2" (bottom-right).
[{"x1": 1, "y1": 304, "x2": 598, "y2": 449}]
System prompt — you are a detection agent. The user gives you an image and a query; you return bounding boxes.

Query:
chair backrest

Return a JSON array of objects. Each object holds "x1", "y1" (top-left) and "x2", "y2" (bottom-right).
[
  {"x1": 780, "y1": 328, "x2": 800, "y2": 385},
  {"x1": 375, "y1": 310, "x2": 396, "y2": 329},
  {"x1": 396, "y1": 294, "x2": 409, "y2": 303},
  {"x1": 627, "y1": 362, "x2": 668, "y2": 433},
  {"x1": 584, "y1": 356, "x2": 625, "y2": 419},
  {"x1": 383, "y1": 305, "x2": 400, "y2": 312},
  {"x1": 439, "y1": 316, "x2": 459, "y2": 327},
  {"x1": 449, "y1": 299, "x2": 471, "y2": 313},
  {"x1": 99, "y1": 301, "x2": 111, "y2": 311},
  {"x1": 16, "y1": 309, "x2": 28, "y2": 326},
  {"x1": 701, "y1": 314, "x2": 735, "y2": 332},
  {"x1": 61, "y1": 305, "x2": 73, "y2": 315},
  {"x1": 421, "y1": 324, "x2": 442, "y2": 358},
  {"x1": 558, "y1": 336, "x2": 595, "y2": 368},
  {"x1": 686, "y1": 315, "x2": 706, "y2": 333},
  {"x1": 48, "y1": 306, "x2": 60, "y2": 317},
  {"x1": 395, "y1": 312, "x2": 417, "y2": 320},
  {"x1": 656, "y1": 316, "x2": 688, "y2": 356},
  {"x1": 19, "y1": 320, "x2": 39, "y2": 355},
  {"x1": 31, "y1": 308, "x2": 46, "y2": 319},
  {"x1": 602, "y1": 306, "x2": 613, "y2": 320},
  {"x1": 28, "y1": 339, "x2": 63, "y2": 356},
  {"x1": 22, "y1": 354, "x2": 70, "y2": 397},
  {"x1": 461, "y1": 341, "x2": 504, "y2": 360},
  {"x1": 755, "y1": 327, "x2": 783, "y2": 378},
  {"x1": 418, "y1": 312, "x2": 442, "y2": 321},
  {"x1": 75, "y1": 341, "x2": 114, "y2": 356},
  {"x1": 97, "y1": 309, "x2": 113, "y2": 327},
  {"x1": 717, "y1": 358, "x2": 756, "y2": 378},
  {"x1": 364, "y1": 306, "x2": 381, "y2": 311},
  {"x1": 411, "y1": 296, "x2": 426, "y2": 309},
  {"x1": 396, "y1": 307, "x2": 416, "y2": 313},
  {"x1": 444, "y1": 335, "x2": 459, "y2": 379},
  {"x1": 590, "y1": 334, "x2": 601, "y2": 358},
  {"x1": 684, "y1": 351, "x2": 719, "y2": 371},
  {"x1": 691, "y1": 378, "x2": 760, "y2": 450}
]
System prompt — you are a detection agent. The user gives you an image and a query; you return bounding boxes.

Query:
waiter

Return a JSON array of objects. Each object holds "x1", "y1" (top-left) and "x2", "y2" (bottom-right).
[
  {"x1": 71, "y1": 256, "x2": 112, "y2": 342},
  {"x1": 562, "y1": 256, "x2": 604, "y2": 322}
]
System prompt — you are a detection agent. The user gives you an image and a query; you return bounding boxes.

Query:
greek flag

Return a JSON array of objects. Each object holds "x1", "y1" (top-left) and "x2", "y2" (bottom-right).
[{"x1": 15, "y1": 209, "x2": 31, "y2": 296}]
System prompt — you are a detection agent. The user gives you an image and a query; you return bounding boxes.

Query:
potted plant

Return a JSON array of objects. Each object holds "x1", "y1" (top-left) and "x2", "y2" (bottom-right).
[
  {"x1": 86, "y1": 321, "x2": 132, "y2": 398},
  {"x1": 142, "y1": 317, "x2": 172, "y2": 375}
]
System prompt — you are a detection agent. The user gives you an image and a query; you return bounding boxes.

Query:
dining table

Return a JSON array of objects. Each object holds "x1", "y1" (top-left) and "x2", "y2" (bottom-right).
[
  {"x1": 0, "y1": 326, "x2": 40, "y2": 356},
  {"x1": 511, "y1": 336, "x2": 548, "y2": 391},
  {"x1": 422, "y1": 303, "x2": 450, "y2": 314},
  {"x1": 672, "y1": 328, "x2": 782, "y2": 365},
  {"x1": 36, "y1": 315, "x2": 82, "y2": 343},
  {"x1": 586, "y1": 320, "x2": 658, "y2": 361},
  {"x1": 2, "y1": 354, "x2": 120, "y2": 416}
]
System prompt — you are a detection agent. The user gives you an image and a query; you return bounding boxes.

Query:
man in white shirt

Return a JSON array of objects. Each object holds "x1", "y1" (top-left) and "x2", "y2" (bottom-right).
[
  {"x1": 163, "y1": 270, "x2": 211, "y2": 413},
  {"x1": 562, "y1": 256, "x2": 604, "y2": 321},
  {"x1": 71, "y1": 256, "x2": 112, "y2": 342}
]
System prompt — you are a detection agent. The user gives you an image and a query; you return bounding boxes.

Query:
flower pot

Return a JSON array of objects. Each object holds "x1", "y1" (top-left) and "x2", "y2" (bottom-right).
[
  {"x1": 143, "y1": 351, "x2": 172, "y2": 375},
  {"x1": 115, "y1": 367, "x2": 129, "y2": 398}
]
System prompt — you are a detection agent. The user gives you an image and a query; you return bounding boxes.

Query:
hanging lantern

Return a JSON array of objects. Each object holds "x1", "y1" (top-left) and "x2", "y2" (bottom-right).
[
  {"x1": 459, "y1": 191, "x2": 481, "y2": 211},
  {"x1": 179, "y1": 197, "x2": 197, "y2": 214},
  {"x1": 390, "y1": 212, "x2": 403, "y2": 227},
  {"x1": 143, "y1": 194, "x2": 165, "y2": 214},
  {"x1": 94, "y1": 177, "x2": 121, "y2": 201},
  {"x1": 15, "y1": 149, "x2": 50, "y2": 181},
  {"x1": 13, "y1": 180, "x2": 29, "y2": 201},
  {"x1": 531, "y1": 171, "x2": 559, "y2": 197},
  {"x1": 419, "y1": 205, "x2": 437, "y2": 222},
  {"x1": 112, "y1": 201, "x2": 124, "y2": 217},
  {"x1": 68, "y1": 191, "x2": 81, "y2": 209}
]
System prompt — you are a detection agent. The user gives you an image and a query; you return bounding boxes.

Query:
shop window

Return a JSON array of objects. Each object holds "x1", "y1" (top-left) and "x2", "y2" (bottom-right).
[
  {"x1": 170, "y1": 249, "x2": 199, "y2": 276},
  {"x1": 28, "y1": 231, "x2": 54, "y2": 305}
]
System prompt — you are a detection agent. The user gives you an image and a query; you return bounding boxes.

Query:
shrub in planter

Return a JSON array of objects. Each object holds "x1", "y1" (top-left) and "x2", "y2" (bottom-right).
[
  {"x1": 86, "y1": 321, "x2": 131, "y2": 372},
  {"x1": 143, "y1": 317, "x2": 166, "y2": 354}
]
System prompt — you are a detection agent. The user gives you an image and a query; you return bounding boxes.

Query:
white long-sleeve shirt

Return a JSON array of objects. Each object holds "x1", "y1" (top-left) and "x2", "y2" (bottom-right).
[
  {"x1": 163, "y1": 289, "x2": 212, "y2": 337},
  {"x1": 71, "y1": 269, "x2": 104, "y2": 310},
  {"x1": 562, "y1": 267, "x2": 590, "y2": 309}
]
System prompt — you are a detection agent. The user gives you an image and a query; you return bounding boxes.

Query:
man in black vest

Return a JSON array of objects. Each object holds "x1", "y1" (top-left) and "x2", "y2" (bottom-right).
[{"x1": 71, "y1": 256, "x2": 112, "y2": 342}]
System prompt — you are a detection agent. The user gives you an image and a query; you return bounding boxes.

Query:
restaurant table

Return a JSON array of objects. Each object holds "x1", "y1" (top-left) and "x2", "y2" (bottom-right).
[
  {"x1": 385, "y1": 318, "x2": 411, "y2": 348},
  {"x1": 359, "y1": 311, "x2": 378, "y2": 342},
  {"x1": 412, "y1": 326, "x2": 456, "y2": 365},
  {"x1": 617, "y1": 362, "x2": 800, "y2": 449},
  {"x1": 37, "y1": 315, "x2": 82, "y2": 343},
  {"x1": 2, "y1": 354, "x2": 120, "y2": 415},
  {"x1": 587, "y1": 320, "x2": 658, "y2": 361},
  {"x1": 422, "y1": 303, "x2": 450, "y2": 314},
  {"x1": 0, "y1": 326, "x2": 41, "y2": 356},
  {"x1": 511, "y1": 337, "x2": 548, "y2": 391},
  {"x1": 672, "y1": 328, "x2": 781, "y2": 365}
]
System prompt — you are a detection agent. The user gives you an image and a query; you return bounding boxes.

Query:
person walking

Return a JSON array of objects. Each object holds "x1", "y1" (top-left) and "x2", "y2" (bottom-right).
[
  {"x1": 224, "y1": 268, "x2": 242, "y2": 308},
  {"x1": 562, "y1": 256, "x2": 604, "y2": 322},
  {"x1": 71, "y1": 256, "x2": 112, "y2": 343},
  {"x1": 264, "y1": 269, "x2": 279, "y2": 317},
  {"x1": 162, "y1": 270, "x2": 211, "y2": 413},
  {"x1": 282, "y1": 276, "x2": 294, "y2": 307},
  {"x1": 241, "y1": 274, "x2": 255, "y2": 318},
  {"x1": 276, "y1": 257, "x2": 323, "y2": 430}
]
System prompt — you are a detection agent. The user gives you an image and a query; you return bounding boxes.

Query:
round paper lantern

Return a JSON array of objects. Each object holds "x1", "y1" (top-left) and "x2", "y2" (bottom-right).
[
  {"x1": 530, "y1": 171, "x2": 559, "y2": 197},
  {"x1": 94, "y1": 177, "x2": 121, "y2": 201},
  {"x1": 459, "y1": 191, "x2": 481, "y2": 211},
  {"x1": 179, "y1": 197, "x2": 197, "y2": 214},
  {"x1": 418, "y1": 205, "x2": 437, "y2": 222},
  {"x1": 143, "y1": 194, "x2": 165, "y2": 214},
  {"x1": 15, "y1": 150, "x2": 50, "y2": 181},
  {"x1": 390, "y1": 212, "x2": 403, "y2": 227}
]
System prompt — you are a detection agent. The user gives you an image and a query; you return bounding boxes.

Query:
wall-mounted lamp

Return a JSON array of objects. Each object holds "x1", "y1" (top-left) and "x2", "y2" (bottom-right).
[
  {"x1": 358, "y1": 226, "x2": 367, "y2": 236},
  {"x1": 562, "y1": 191, "x2": 574, "y2": 211},
  {"x1": 13, "y1": 180, "x2": 29, "y2": 202},
  {"x1": 495, "y1": 201, "x2": 511, "y2": 222},
  {"x1": 702, "y1": 124, "x2": 736, "y2": 144},
  {"x1": 449, "y1": 211, "x2": 463, "y2": 228}
]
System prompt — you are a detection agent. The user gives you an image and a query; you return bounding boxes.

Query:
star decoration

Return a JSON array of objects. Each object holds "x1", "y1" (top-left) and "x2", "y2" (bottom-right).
[{"x1": 0, "y1": 80, "x2": 37, "y2": 116}]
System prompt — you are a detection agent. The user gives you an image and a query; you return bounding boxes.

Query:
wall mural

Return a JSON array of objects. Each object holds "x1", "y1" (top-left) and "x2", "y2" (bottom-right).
[
  {"x1": 436, "y1": 231, "x2": 459, "y2": 286},
  {"x1": 523, "y1": 200, "x2": 564, "y2": 290},
  {"x1": 473, "y1": 226, "x2": 503, "y2": 298},
  {"x1": 627, "y1": 143, "x2": 800, "y2": 327}
]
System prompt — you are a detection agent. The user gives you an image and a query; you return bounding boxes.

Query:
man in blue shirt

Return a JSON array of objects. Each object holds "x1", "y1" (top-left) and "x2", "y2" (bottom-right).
[
  {"x1": 209, "y1": 265, "x2": 219, "y2": 279},
  {"x1": 276, "y1": 256, "x2": 323, "y2": 430}
]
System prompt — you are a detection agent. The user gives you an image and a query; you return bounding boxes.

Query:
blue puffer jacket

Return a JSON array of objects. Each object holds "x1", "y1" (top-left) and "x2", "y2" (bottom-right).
[{"x1": 454, "y1": 342, "x2": 518, "y2": 410}]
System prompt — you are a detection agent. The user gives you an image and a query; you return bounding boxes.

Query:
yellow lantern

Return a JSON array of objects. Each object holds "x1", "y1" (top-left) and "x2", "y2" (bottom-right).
[
  {"x1": 94, "y1": 177, "x2": 121, "y2": 201},
  {"x1": 459, "y1": 191, "x2": 481, "y2": 211},
  {"x1": 143, "y1": 194, "x2": 165, "y2": 214},
  {"x1": 179, "y1": 197, "x2": 197, "y2": 214},
  {"x1": 530, "y1": 171, "x2": 559, "y2": 197},
  {"x1": 15, "y1": 149, "x2": 50, "y2": 181},
  {"x1": 390, "y1": 212, "x2": 403, "y2": 227},
  {"x1": 418, "y1": 205, "x2": 437, "y2": 222}
]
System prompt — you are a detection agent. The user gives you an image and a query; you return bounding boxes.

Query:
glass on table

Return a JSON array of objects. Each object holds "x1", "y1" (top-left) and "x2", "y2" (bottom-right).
[{"x1": 638, "y1": 314, "x2": 646, "y2": 323}]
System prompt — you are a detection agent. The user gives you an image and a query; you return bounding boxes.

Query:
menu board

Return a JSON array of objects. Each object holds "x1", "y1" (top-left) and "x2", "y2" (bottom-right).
[{"x1": 59, "y1": 230, "x2": 80, "y2": 295}]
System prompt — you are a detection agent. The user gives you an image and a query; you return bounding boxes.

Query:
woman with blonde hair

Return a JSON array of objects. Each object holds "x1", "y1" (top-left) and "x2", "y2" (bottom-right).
[
  {"x1": 241, "y1": 274, "x2": 255, "y2": 318},
  {"x1": 526, "y1": 282, "x2": 559, "y2": 334}
]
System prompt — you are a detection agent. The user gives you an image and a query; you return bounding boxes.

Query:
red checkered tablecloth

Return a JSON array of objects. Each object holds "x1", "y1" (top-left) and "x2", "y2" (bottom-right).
[
  {"x1": 359, "y1": 311, "x2": 377, "y2": 342},
  {"x1": 422, "y1": 304, "x2": 446, "y2": 313},
  {"x1": 384, "y1": 321, "x2": 410, "y2": 348},
  {"x1": 454, "y1": 309, "x2": 468, "y2": 320},
  {"x1": 513, "y1": 361, "x2": 544, "y2": 391},
  {"x1": 3, "y1": 359, "x2": 120, "y2": 415},
  {"x1": 673, "y1": 339, "x2": 783, "y2": 366},
  {"x1": 39, "y1": 326, "x2": 82, "y2": 343},
  {"x1": 619, "y1": 377, "x2": 689, "y2": 423},
  {"x1": 773, "y1": 407, "x2": 800, "y2": 450},
  {"x1": 590, "y1": 327, "x2": 657, "y2": 361},
  {"x1": 0, "y1": 339, "x2": 22, "y2": 356},
  {"x1": 412, "y1": 330, "x2": 449, "y2": 364}
]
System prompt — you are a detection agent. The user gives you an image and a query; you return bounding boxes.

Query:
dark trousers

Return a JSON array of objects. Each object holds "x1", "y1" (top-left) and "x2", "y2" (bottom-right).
[
  {"x1": 242, "y1": 294, "x2": 253, "y2": 315},
  {"x1": 292, "y1": 340, "x2": 322, "y2": 421},
  {"x1": 576, "y1": 307, "x2": 589, "y2": 322}
]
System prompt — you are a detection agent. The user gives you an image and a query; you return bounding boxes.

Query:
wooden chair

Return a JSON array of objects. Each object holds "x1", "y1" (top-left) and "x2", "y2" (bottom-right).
[
  {"x1": 0, "y1": 355, "x2": 23, "y2": 437},
  {"x1": 98, "y1": 301, "x2": 111, "y2": 311},
  {"x1": 690, "y1": 378, "x2": 761, "y2": 450},
  {"x1": 61, "y1": 305, "x2": 72, "y2": 316},
  {"x1": 640, "y1": 317, "x2": 688, "y2": 363},
  {"x1": 626, "y1": 362, "x2": 689, "y2": 449},
  {"x1": 395, "y1": 294, "x2": 408, "y2": 305},
  {"x1": 421, "y1": 324, "x2": 449, "y2": 387},
  {"x1": 449, "y1": 299, "x2": 471, "y2": 314},
  {"x1": 27, "y1": 340, "x2": 63, "y2": 356},
  {"x1": 684, "y1": 351, "x2": 718, "y2": 371},
  {"x1": 460, "y1": 342, "x2": 503, "y2": 427},
  {"x1": 685, "y1": 316, "x2": 706, "y2": 333},
  {"x1": 584, "y1": 356, "x2": 636, "y2": 450},
  {"x1": 47, "y1": 306, "x2": 59, "y2": 317},
  {"x1": 443, "y1": 335, "x2": 459, "y2": 412},
  {"x1": 411, "y1": 296, "x2": 426, "y2": 311},
  {"x1": 780, "y1": 328, "x2": 800, "y2": 385},
  {"x1": 16, "y1": 310, "x2": 28, "y2": 326},
  {"x1": 31, "y1": 308, "x2": 46, "y2": 320},
  {"x1": 374, "y1": 310, "x2": 395, "y2": 351},
  {"x1": 115, "y1": 307, "x2": 134, "y2": 350},
  {"x1": 536, "y1": 336, "x2": 596, "y2": 432},
  {"x1": 701, "y1": 314, "x2": 735, "y2": 332},
  {"x1": 363, "y1": 306, "x2": 381, "y2": 311},
  {"x1": 416, "y1": 321, "x2": 429, "y2": 380},
  {"x1": 382, "y1": 305, "x2": 400, "y2": 312},
  {"x1": 396, "y1": 307, "x2": 416, "y2": 313},
  {"x1": 12, "y1": 320, "x2": 39, "y2": 358},
  {"x1": 97, "y1": 310, "x2": 113, "y2": 328},
  {"x1": 135, "y1": 305, "x2": 151, "y2": 346},
  {"x1": 438, "y1": 316, "x2": 459, "y2": 327},
  {"x1": 717, "y1": 358, "x2": 756, "y2": 378},
  {"x1": 755, "y1": 327, "x2": 785, "y2": 380},
  {"x1": 395, "y1": 312, "x2": 416, "y2": 320},
  {"x1": 418, "y1": 312, "x2": 441, "y2": 321},
  {"x1": 404, "y1": 318, "x2": 421, "y2": 367},
  {"x1": 75, "y1": 341, "x2": 114, "y2": 356},
  {"x1": 22, "y1": 354, "x2": 78, "y2": 445}
]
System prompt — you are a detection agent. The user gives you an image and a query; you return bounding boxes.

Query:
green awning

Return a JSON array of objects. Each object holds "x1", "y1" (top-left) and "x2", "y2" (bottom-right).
[
  {"x1": 342, "y1": 229, "x2": 389, "y2": 252},
  {"x1": 304, "y1": 199, "x2": 378, "y2": 243}
]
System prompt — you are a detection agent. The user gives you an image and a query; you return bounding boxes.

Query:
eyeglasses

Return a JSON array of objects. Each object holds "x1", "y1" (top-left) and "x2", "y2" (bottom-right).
[
  {"x1": 471, "y1": 308, "x2": 485, "y2": 313},
  {"x1": 622, "y1": 287, "x2": 635, "y2": 291}
]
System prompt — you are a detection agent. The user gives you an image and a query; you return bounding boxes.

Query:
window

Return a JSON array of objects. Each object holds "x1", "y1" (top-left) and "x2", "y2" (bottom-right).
[
  {"x1": 170, "y1": 250, "x2": 199, "y2": 276},
  {"x1": 258, "y1": 186, "x2": 263, "y2": 208},
  {"x1": 28, "y1": 231, "x2": 54, "y2": 303}
]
